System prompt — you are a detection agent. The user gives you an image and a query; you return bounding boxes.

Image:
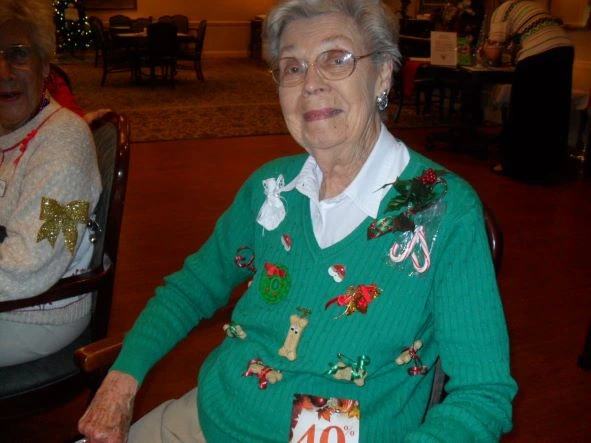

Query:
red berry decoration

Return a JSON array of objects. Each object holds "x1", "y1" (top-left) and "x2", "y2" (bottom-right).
[
  {"x1": 310, "y1": 395, "x2": 328, "y2": 407},
  {"x1": 419, "y1": 168, "x2": 438, "y2": 186}
]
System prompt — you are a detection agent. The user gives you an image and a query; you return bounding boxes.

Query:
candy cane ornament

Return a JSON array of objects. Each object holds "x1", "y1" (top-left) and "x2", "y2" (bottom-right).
[{"x1": 389, "y1": 226, "x2": 431, "y2": 273}]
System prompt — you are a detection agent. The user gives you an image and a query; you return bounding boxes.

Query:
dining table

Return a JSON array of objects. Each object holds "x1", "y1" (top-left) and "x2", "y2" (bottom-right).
[
  {"x1": 422, "y1": 61, "x2": 516, "y2": 158},
  {"x1": 113, "y1": 30, "x2": 196, "y2": 44},
  {"x1": 110, "y1": 30, "x2": 197, "y2": 84}
]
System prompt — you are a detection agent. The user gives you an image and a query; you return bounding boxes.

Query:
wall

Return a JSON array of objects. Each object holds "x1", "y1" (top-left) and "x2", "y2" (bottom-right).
[
  {"x1": 87, "y1": 0, "x2": 276, "y2": 57},
  {"x1": 89, "y1": 0, "x2": 590, "y2": 61},
  {"x1": 569, "y1": 29, "x2": 591, "y2": 91}
]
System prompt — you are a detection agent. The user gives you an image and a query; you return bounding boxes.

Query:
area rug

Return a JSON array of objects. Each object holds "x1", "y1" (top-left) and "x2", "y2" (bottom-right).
[{"x1": 60, "y1": 57, "x2": 446, "y2": 142}]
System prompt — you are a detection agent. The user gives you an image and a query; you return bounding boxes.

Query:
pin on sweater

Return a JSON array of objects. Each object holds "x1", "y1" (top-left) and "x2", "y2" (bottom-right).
[{"x1": 278, "y1": 307, "x2": 311, "y2": 361}]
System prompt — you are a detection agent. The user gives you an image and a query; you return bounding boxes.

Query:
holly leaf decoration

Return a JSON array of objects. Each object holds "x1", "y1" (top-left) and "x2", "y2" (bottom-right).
[
  {"x1": 318, "y1": 407, "x2": 333, "y2": 422},
  {"x1": 386, "y1": 193, "x2": 410, "y2": 212},
  {"x1": 348, "y1": 406, "x2": 361, "y2": 419},
  {"x1": 368, "y1": 169, "x2": 447, "y2": 240},
  {"x1": 387, "y1": 169, "x2": 448, "y2": 215}
]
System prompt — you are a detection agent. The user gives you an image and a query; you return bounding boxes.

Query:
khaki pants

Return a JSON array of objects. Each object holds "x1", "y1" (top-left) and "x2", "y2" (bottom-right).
[
  {"x1": 0, "y1": 314, "x2": 90, "y2": 367},
  {"x1": 129, "y1": 387, "x2": 206, "y2": 443}
]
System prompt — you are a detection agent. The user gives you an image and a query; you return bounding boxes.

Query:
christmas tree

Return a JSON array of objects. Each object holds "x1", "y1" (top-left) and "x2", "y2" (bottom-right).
[{"x1": 53, "y1": 0, "x2": 92, "y2": 53}]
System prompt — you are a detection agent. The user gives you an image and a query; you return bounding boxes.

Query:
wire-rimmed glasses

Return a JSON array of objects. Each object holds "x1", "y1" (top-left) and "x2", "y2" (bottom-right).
[
  {"x1": 0, "y1": 45, "x2": 34, "y2": 67},
  {"x1": 271, "y1": 49, "x2": 377, "y2": 87}
]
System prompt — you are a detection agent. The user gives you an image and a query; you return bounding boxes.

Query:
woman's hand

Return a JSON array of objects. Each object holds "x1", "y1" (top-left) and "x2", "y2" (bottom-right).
[
  {"x1": 483, "y1": 41, "x2": 503, "y2": 64},
  {"x1": 83, "y1": 108, "x2": 112, "y2": 125},
  {"x1": 78, "y1": 370, "x2": 139, "y2": 443}
]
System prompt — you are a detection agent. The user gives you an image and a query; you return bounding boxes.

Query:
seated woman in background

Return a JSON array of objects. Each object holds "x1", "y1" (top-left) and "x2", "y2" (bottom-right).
[
  {"x1": 80, "y1": 0, "x2": 516, "y2": 441},
  {"x1": 484, "y1": 0, "x2": 573, "y2": 184},
  {"x1": 0, "y1": 0, "x2": 102, "y2": 367}
]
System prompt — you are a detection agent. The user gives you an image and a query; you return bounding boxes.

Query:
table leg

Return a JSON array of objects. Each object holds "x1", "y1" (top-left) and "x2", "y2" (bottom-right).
[{"x1": 578, "y1": 320, "x2": 591, "y2": 370}]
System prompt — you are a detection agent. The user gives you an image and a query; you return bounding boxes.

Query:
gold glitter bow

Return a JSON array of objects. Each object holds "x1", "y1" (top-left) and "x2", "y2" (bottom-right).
[{"x1": 36, "y1": 197, "x2": 90, "y2": 255}]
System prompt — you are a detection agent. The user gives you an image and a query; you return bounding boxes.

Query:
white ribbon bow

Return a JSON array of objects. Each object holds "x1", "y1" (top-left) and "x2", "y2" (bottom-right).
[{"x1": 256, "y1": 175, "x2": 293, "y2": 231}]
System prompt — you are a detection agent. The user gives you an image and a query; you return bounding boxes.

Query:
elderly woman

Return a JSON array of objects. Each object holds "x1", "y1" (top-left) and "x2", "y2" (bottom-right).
[
  {"x1": 0, "y1": 0, "x2": 101, "y2": 366},
  {"x1": 79, "y1": 0, "x2": 516, "y2": 441},
  {"x1": 484, "y1": 0, "x2": 573, "y2": 183}
]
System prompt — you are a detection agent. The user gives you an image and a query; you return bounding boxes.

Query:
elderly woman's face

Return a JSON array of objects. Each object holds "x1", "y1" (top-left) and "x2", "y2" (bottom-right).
[
  {"x1": 277, "y1": 13, "x2": 391, "y2": 154},
  {"x1": 0, "y1": 20, "x2": 48, "y2": 134}
]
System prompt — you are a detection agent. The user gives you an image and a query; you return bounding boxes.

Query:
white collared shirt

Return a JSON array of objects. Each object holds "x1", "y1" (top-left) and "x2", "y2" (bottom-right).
[{"x1": 293, "y1": 124, "x2": 410, "y2": 248}]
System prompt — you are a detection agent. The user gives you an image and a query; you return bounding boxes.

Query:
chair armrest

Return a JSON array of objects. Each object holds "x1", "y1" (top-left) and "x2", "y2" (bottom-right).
[
  {"x1": 74, "y1": 335, "x2": 123, "y2": 373},
  {"x1": 0, "y1": 255, "x2": 113, "y2": 313}
]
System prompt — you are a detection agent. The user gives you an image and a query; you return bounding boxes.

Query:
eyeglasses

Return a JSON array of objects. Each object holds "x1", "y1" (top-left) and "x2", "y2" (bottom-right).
[
  {"x1": 0, "y1": 45, "x2": 33, "y2": 66},
  {"x1": 271, "y1": 49, "x2": 377, "y2": 87}
]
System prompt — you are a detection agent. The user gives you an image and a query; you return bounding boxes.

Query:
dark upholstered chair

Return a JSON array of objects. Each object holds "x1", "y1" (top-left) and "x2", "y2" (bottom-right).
[
  {"x1": 177, "y1": 19, "x2": 207, "y2": 81},
  {"x1": 0, "y1": 112, "x2": 131, "y2": 420}
]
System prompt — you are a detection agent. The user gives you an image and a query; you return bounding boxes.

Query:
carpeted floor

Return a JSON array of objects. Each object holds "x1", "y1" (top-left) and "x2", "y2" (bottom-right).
[{"x1": 60, "y1": 56, "x2": 448, "y2": 142}]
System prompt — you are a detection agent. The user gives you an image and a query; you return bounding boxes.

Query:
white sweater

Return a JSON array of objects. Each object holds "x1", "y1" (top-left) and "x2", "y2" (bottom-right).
[{"x1": 0, "y1": 99, "x2": 102, "y2": 324}]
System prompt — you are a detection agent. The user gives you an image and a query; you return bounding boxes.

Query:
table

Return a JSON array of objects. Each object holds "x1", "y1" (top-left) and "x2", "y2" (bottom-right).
[
  {"x1": 425, "y1": 64, "x2": 515, "y2": 157},
  {"x1": 114, "y1": 31, "x2": 195, "y2": 43},
  {"x1": 570, "y1": 89, "x2": 591, "y2": 176},
  {"x1": 112, "y1": 31, "x2": 196, "y2": 85}
]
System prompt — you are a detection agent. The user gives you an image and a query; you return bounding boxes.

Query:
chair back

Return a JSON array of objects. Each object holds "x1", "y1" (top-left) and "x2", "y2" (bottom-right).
[
  {"x1": 147, "y1": 22, "x2": 178, "y2": 62},
  {"x1": 131, "y1": 16, "x2": 153, "y2": 33},
  {"x1": 108, "y1": 14, "x2": 132, "y2": 29},
  {"x1": 484, "y1": 205, "x2": 503, "y2": 273},
  {"x1": 158, "y1": 15, "x2": 173, "y2": 24},
  {"x1": 89, "y1": 16, "x2": 106, "y2": 49},
  {"x1": 194, "y1": 19, "x2": 207, "y2": 58},
  {"x1": 0, "y1": 112, "x2": 131, "y2": 419},
  {"x1": 88, "y1": 112, "x2": 131, "y2": 337},
  {"x1": 170, "y1": 14, "x2": 189, "y2": 33}
]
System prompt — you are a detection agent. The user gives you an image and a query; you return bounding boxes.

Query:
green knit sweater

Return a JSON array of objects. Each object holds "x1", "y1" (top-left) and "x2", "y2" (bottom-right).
[{"x1": 113, "y1": 149, "x2": 516, "y2": 442}]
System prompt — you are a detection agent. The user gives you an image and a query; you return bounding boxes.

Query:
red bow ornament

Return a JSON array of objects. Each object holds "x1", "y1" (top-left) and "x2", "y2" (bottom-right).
[{"x1": 325, "y1": 284, "x2": 381, "y2": 318}]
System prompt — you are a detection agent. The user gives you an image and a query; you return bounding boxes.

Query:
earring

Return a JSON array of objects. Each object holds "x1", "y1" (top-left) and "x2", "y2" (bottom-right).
[{"x1": 376, "y1": 90, "x2": 389, "y2": 111}]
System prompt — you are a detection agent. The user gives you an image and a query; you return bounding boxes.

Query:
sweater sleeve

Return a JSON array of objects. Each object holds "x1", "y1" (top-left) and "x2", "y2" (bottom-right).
[
  {"x1": 488, "y1": 2, "x2": 510, "y2": 44},
  {"x1": 405, "y1": 199, "x2": 517, "y2": 442},
  {"x1": 0, "y1": 118, "x2": 101, "y2": 300},
  {"x1": 111, "y1": 173, "x2": 260, "y2": 385}
]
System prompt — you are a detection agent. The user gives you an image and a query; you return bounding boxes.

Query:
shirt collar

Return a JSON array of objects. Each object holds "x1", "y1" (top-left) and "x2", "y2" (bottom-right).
[{"x1": 292, "y1": 124, "x2": 410, "y2": 218}]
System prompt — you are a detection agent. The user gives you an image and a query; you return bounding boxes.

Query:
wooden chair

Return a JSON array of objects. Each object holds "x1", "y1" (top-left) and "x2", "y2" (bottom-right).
[
  {"x1": 144, "y1": 22, "x2": 179, "y2": 88},
  {"x1": 0, "y1": 112, "x2": 131, "y2": 420},
  {"x1": 89, "y1": 17, "x2": 136, "y2": 86},
  {"x1": 391, "y1": 59, "x2": 460, "y2": 125},
  {"x1": 130, "y1": 17, "x2": 153, "y2": 33},
  {"x1": 177, "y1": 19, "x2": 207, "y2": 81},
  {"x1": 170, "y1": 14, "x2": 189, "y2": 33},
  {"x1": 157, "y1": 15, "x2": 173, "y2": 24},
  {"x1": 108, "y1": 14, "x2": 132, "y2": 36},
  {"x1": 88, "y1": 16, "x2": 104, "y2": 68},
  {"x1": 578, "y1": 320, "x2": 591, "y2": 371}
]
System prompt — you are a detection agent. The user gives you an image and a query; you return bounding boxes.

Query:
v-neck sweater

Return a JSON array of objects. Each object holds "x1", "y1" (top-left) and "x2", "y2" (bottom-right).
[{"x1": 113, "y1": 148, "x2": 516, "y2": 442}]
